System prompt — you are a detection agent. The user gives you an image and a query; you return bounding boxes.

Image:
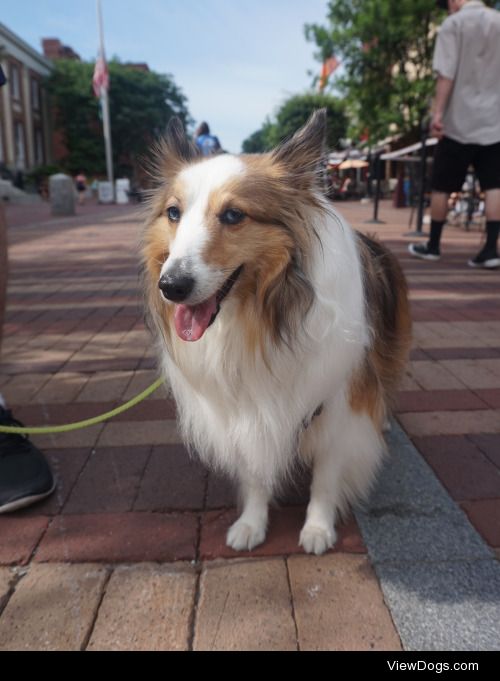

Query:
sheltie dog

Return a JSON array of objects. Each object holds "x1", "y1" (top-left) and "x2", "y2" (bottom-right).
[{"x1": 142, "y1": 110, "x2": 411, "y2": 555}]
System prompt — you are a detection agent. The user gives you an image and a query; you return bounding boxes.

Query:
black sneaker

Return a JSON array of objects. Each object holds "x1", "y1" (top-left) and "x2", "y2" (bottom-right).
[
  {"x1": 468, "y1": 250, "x2": 500, "y2": 269},
  {"x1": 408, "y1": 243, "x2": 441, "y2": 261},
  {"x1": 0, "y1": 406, "x2": 55, "y2": 513}
]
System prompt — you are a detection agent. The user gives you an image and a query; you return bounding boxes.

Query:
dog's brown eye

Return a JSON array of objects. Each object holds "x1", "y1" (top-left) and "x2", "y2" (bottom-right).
[
  {"x1": 167, "y1": 206, "x2": 181, "y2": 222},
  {"x1": 220, "y1": 209, "x2": 245, "y2": 225}
]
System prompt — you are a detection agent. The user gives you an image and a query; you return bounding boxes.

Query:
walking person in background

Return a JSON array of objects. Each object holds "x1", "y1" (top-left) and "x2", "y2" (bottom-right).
[
  {"x1": 409, "y1": 0, "x2": 500, "y2": 269},
  {"x1": 194, "y1": 122, "x2": 222, "y2": 156},
  {"x1": 75, "y1": 171, "x2": 87, "y2": 205}
]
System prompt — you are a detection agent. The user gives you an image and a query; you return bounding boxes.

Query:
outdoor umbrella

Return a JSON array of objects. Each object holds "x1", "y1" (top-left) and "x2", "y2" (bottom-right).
[{"x1": 337, "y1": 159, "x2": 369, "y2": 170}]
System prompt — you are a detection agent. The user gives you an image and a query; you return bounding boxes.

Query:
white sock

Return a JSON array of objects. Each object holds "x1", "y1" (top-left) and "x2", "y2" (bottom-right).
[{"x1": 0, "y1": 392, "x2": 6, "y2": 409}]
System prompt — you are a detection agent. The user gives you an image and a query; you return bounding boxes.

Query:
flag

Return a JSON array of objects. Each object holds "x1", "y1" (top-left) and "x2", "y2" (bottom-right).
[
  {"x1": 92, "y1": 53, "x2": 109, "y2": 97},
  {"x1": 319, "y1": 55, "x2": 340, "y2": 91}
]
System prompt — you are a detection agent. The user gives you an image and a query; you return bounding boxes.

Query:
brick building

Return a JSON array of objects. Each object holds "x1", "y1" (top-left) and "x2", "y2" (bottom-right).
[
  {"x1": 0, "y1": 23, "x2": 53, "y2": 174},
  {"x1": 41, "y1": 38, "x2": 80, "y2": 62},
  {"x1": 40, "y1": 38, "x2": 82, "y2": 165}
]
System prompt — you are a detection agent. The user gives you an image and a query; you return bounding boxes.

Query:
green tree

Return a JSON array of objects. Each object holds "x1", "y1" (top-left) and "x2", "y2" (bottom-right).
[
  {"x1": 242, "y1": 93, "x2": 348, "y2": 153},
  {"x1": 108, "y1": 61, "x2": 190, "y2": 176},
  {"x1": 305, "y1": 0, "x2": 444, "y2": 144},
  {"x1": 241, "y1": 118, "x2": 276, "y2": 153},
  {"x1": 46, "y1": 59, "x2": 190, "y2": 178},
  {"x1": 46, "y1": 60, "x2": 102, "y2": 174}
]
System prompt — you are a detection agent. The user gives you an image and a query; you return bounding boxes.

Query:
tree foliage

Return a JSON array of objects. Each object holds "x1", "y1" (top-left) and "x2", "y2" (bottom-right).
[
  {"x1": 242, "y1": 93, "x2": 348, "y2": 153},
  {"x1": 305, "y1": 0, "x2": 446, "y2": 144},
  {"x1": 241, "y1": 119, "x2": 276, "y2": 153},
  {"x1": 46, "y1": 59, "x2": 190, "y2": 177}
]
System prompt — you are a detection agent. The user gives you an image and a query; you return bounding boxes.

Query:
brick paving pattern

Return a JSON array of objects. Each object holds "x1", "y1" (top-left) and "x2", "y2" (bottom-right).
[{"x1": 0, "y1": 199, "x2": 498, "y2": 650}]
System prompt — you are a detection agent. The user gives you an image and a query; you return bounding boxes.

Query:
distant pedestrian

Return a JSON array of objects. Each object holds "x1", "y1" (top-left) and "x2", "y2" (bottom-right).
[
  {"x1": 75, "y1": 172, "x2": 87, "y2": 205},
  {"x1": 409, "y1": 0, "x2": 500, "y2": 269},
  {"x1": 194, "y1": 122, "x2": 222, "y2": 156}
]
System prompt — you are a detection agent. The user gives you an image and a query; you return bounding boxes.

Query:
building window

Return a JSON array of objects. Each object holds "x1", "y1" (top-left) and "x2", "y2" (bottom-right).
[
  {"x1": 14, "y1": 121, "x2": 26, "y2": 170},
  {"x1": 34, "y1": 127, "x2": 44, "y2": 165},
  {"x1": 10, "y1": 63, "x2": 21, "y2": 101},
  {"x1": 31, "y1": 78, "x2": 40, "y2": 111}
]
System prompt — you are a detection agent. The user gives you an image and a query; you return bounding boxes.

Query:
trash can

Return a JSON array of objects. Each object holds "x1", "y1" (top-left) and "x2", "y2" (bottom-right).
[
  {"x1": 115, "y1": 178, "x2": 130, "y2": 204},
  {"x1": 98, "y1": 181, "x2": 114, "y2": 204}
]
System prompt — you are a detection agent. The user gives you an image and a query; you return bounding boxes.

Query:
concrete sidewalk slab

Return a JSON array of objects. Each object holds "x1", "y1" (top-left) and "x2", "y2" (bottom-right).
[
  {"x1": 0, "y1": 563, "x2": 108, "y2": 651},
  {"x1": 355, "y1": 423, "x2": 500, "y2": 651},
  {"x1": 193, "y1": 559, "x2": 296, "y2": 651},
  {"x1": 288, "y1": 553, "x2": 402, "y2": 651},
  {"x1": 87, "y1": 563, "x2": 197, "y2": 651},
  {"x1": 376, "y1": 560, "x2": 500, "y2": 651}
]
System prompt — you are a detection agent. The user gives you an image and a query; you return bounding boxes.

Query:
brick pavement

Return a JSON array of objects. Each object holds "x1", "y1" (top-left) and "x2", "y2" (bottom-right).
[{"x1": 0, "y1": 199, "x2": 498, "y2": 650}]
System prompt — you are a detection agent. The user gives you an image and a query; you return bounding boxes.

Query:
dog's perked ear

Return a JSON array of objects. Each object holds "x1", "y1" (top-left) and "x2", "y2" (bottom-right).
[
  {"x1": 153, "y1": 117, "x2": 200, "y2": 179},
  {"x1": 164, "y1": 117, "x2": 200, "y2": 164},
  {"x1": 271, "y1": 108, "x2": 327, "y2": 187}
]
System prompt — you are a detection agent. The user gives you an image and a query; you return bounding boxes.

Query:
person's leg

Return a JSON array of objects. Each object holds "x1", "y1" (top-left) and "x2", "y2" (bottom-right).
[
  {"x1": 469, "y1": 143, "x2": 500, "y2": 268},
  {"x1": 484, "y1": 189, "x2": 500, "y2": 255},
  {"x1": 408, "y1": 191, "x2": 448, "y2": 260},
  {"x1": 469, "y1": 190, "x2": 500, "y2": 267},
  {"x1": 0, "y1": 202, "x2": 7, "y2": 409},
  {"x1": 431, "y1": 190, "x2": 449, "y2": 221},
  {"x1": 484, "y1": 188, "x2": 500, "y2": 219},
  {"x1": 428, "y1": 190, "x2": 450, "y2": 252},
  {"x1": 0, "y1": 203, "x2": 55, "y2": 513},
  {"x1": 409, "y1": 138, "x2": 469, "y2": 261},
  {"x1": 0, "y1": 202, "x2": 7, "y2": 352}
]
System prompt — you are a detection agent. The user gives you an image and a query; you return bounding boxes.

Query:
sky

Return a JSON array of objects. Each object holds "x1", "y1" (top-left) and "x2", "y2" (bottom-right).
[{"x1": 2, "y1": 0, "x2": 331, "y2": 153}]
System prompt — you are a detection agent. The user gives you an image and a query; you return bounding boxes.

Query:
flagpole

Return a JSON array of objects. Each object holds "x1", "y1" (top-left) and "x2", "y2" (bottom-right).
[{"x1": 96, "y1": 0, "x2": 114, "y2": 197}]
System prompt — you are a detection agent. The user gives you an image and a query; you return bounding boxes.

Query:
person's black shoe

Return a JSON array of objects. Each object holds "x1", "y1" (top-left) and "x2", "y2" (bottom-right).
[
  {"x1": 0, "y1": 406, "x2": 55, "y2": 513},
  {"x1": 408, "y1": 243, "x2": 441, "y2": 261},
  {"x1": 468, "y1": 250, "x2": 500, "y2": 269}
]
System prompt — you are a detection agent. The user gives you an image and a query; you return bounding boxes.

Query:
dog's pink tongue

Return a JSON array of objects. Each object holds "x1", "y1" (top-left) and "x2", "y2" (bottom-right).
[{"x1": 174, "y1": 296, "x2": 217, "y2": 341}]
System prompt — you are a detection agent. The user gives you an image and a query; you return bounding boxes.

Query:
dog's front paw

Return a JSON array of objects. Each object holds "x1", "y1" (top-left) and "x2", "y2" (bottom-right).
[
  {"x1": 299, "y1": 524, "x2": 336, "y2": 555},
  {"x1": 227, "y1": 518, "x2": 267, "y2": 551}
]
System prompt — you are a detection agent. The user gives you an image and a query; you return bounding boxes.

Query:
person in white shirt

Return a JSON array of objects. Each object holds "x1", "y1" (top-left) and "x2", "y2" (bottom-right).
[{"x1": 409, "y1": 0, "x2": 500, "y2": 268}]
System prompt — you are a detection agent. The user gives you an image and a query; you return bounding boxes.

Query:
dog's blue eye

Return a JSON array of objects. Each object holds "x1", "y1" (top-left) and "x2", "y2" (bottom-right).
[
  {"x1": 167, "y1": 206, "x2": 181, "y2": 222},
  {"x1": 220, "y1": 209, "x2": 245, "y2": 225}
]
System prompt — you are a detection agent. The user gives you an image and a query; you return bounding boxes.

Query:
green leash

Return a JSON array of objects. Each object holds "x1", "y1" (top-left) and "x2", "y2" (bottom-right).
[{"x1": 0, "y1": 377, "x2": 164, "y2": 435}]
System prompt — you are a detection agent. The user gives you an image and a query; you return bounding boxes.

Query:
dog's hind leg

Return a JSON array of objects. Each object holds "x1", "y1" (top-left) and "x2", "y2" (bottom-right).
[
  {"x1": 226, "y1": 469, "x2": 271, "y2": 552},
  {"x1": 299, "y1": 402, "x2": 383, "y2": 555}
]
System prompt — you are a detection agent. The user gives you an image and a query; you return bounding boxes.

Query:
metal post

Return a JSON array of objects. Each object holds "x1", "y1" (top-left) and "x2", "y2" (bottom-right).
[
  {"x1": 101, "y1": 89, "x2": 114, "y2": 190},
  {"x1": 96, "y1": 0, "x2": 114, "y2": 196},
  {"x1": 405, "y1": 127, "x2": 429, "y2": 237},
  {"x1": 366, "y1": 150, "x2": 373, "y2": 199},
  {"x1": 415, "y1": 128, "x2": 428, "y2": 234},
  {"x1": 365, "y1": 153, "x2": 385, "y2": 224}
]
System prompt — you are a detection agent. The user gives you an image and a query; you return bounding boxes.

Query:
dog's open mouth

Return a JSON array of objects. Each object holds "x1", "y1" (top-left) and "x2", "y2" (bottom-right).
[{"x1": 173, "y1": 265, "x2": 244, "y2": 342}]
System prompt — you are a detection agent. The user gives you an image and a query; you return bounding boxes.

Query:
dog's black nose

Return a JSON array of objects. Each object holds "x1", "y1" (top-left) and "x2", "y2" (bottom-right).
[{"x1": 158, "y1": 274, "x2": 195, "y2": 302}]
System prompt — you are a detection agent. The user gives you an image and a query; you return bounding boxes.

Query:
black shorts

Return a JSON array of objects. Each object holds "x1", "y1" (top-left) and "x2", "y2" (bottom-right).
[{"x1": 431, "y1": 136, "x2": 500, "y2": 193}]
